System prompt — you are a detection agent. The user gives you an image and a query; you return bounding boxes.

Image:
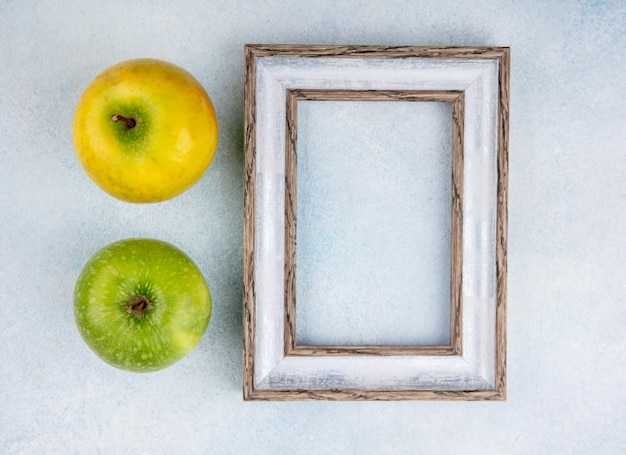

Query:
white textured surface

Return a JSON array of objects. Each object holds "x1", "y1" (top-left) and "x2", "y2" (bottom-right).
[
  {"x1": 254, "y1": 55, "x2": 498, "y2": 390},
  {"x1": 1, "y1": 1, "x2": 625, "y2": 453},
  {"x1": 258, "y1": 356, "x2": 492, "y2": 391}
]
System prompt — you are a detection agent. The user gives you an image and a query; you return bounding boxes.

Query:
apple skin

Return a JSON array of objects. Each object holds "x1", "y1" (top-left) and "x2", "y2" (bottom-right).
[
  {"x1": 74, "y1": 238, "x2": 212, "y2": 372},
  {"x1": 72, "y1": 58, "x2": 218, "y2": 203}
]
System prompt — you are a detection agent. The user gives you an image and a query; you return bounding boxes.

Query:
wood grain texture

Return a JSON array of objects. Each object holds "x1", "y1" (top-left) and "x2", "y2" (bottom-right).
[
  {"x1": 244, "y1": 388, "x2": 506, "y2": 402},
  {"x1": 284, "y1": 89, "x2": 298, "y2": 356},
  {"x1": 494, "y1": 47, "x2": 510, "y2": 400},
  {"x1": 289, "y1": 89, "x2": 463, "y2": 103},
  {"x1": 289, "y1": 345, "x2": 458, "y2": 356},
  {"x1": 245, "y1": 44, "x2": 510, "y2": 60},
  {"x1": 243, "y1": 44, "x2": 510, "y2": 401},
  {"x1": 450, "y1": 93, "x2": 465, "y2": 356},
  {"x1": 242, "y1": 45, "x2": 257, "y2": 401},
  {"x1": 283, "y1": 88, "x2": 465, "y2": 358}
]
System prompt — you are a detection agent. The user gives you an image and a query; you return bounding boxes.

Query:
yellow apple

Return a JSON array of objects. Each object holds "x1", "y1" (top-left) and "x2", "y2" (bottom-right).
[{"x1": 73, "y1": 58, "x2": 218, "y2": 203}]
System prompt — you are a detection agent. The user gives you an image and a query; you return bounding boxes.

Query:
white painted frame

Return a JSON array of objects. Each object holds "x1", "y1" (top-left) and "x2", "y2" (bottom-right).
[{"x1": 243, "y1": 45, "x2": 509, "y2": 400}]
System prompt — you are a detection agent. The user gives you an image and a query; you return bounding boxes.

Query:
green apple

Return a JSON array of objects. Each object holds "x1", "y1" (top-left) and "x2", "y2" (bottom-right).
[
  {"x1": 72, "y1": 58, "x2": 218, "y2": 203},
  {"x1": 74, "y1": 238, "x2": 212, "y2": 372}
]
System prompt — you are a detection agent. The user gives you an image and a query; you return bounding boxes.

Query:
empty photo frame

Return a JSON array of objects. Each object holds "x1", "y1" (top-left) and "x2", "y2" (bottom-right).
[{"x1": 243, "y1": 45, "x2": 510, "y2": 400}]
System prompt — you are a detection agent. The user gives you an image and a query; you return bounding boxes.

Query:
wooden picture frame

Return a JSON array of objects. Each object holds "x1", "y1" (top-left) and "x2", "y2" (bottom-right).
[{"x1": 243, "y1": 45, "x2": 510, "y2": 400}]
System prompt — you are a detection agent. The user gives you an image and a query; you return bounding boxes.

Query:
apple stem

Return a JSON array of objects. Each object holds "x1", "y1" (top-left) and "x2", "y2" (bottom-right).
[
  {"x1": 112, "y1": 114, "x2": 137, "y2": 129},
  {"x1": 125, "y1": 295, "x2": 152, "y2": 319}
]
